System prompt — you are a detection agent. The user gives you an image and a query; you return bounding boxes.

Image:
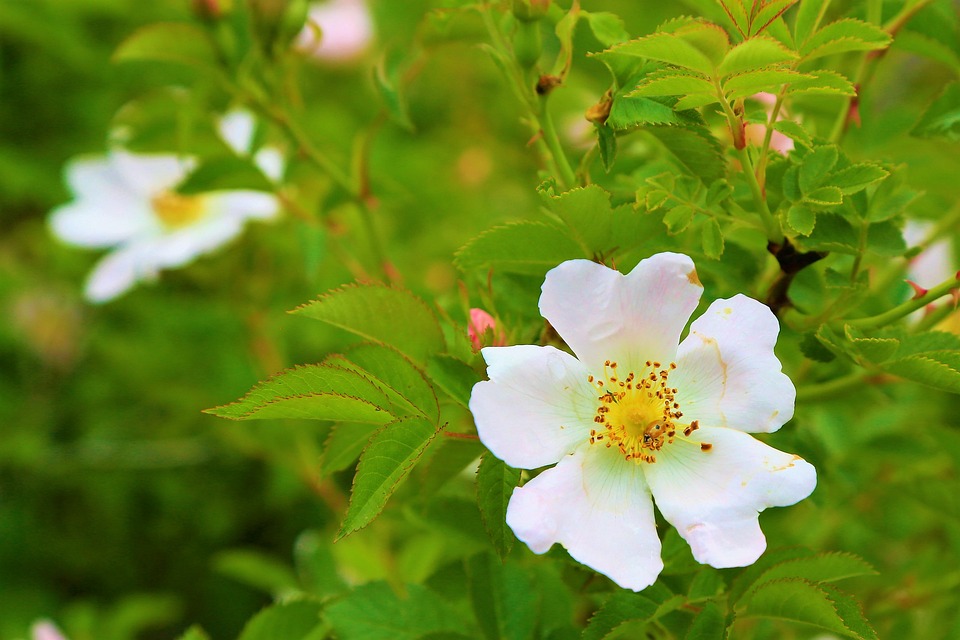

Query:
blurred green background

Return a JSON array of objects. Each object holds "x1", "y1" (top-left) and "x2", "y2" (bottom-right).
[{"x1": 3, "y1": 0, "x2": 960, "y2": 638}]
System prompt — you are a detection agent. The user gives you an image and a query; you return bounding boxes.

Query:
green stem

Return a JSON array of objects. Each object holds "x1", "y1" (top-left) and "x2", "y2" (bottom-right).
[
  {"x1": 755, "y1": 88, "x2": 787, "y2": 190},
  {"x1": 847, "y1": 273, "x2": 960, "y2": 330},
  {"x1": 736, "y1": 146, "x2": 783, "y2": 244},
  {"x1": 540, "y1": 95, "x2": 577, "y2": 188},
  {"x1": 912, "y1": 302, "x2": 957, "y2": 333}
]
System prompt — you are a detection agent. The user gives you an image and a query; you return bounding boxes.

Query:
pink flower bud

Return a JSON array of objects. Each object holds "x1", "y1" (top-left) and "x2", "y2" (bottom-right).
[{"x1": 468, "y1": 308, "x2": 503, "y2": 351}]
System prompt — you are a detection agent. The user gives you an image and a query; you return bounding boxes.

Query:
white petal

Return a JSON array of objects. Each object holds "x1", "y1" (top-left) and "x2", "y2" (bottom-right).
[
  {"x1": 219, "y1": 110, "x2": 256, "y2": 155},
  {"x1": 84, "y1": 245, "x2": 144, "y2": 303},
  {"x1": 506, "y1": 446, "x2": 663, "y2": 591},
  {"x1": 644, "y1": 426, "x2": 816, "y2": 569},
  {"x1": 111, "y1": 151, "x2": 193, "y2": 196},
  {"x1": 49, "y1": 198, "x2": 153, "y2": 248},
  {"x1": 539, "y1": 255, "x2": 704, "y2": 373},
  {"x1": 254, "y1": 148, "x2": 285, "y2": 183},
  {"x1": 149, "y1": 217, "x2": 245, "y2": 269},
  {"x1": 470, "y1": 345, "x2": 598, "y2": 469},
  {"x1": 673, "y1": 295, "x2": 795, "y2": 433},
  {"x1": 207, "y1": 191, "x2": 281, "y2": 221}
]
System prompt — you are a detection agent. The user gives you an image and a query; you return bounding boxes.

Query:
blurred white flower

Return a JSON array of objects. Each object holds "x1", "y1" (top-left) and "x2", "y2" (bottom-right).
[
  {"x1": 218, "y1": 109, "x2": 285, "y2": 182},
  {"x1": 50, "y1": 117, "x2": 281, "y2": 303},
  {"x1": 31, "y1": 620, "x2": 68, "y2": 640},
  {"x1": 469, "y1": 254, "x2": 816, "y2": 591},
  {"x1": 296, "y1": 0, "x2": 374, "y2": 63}
]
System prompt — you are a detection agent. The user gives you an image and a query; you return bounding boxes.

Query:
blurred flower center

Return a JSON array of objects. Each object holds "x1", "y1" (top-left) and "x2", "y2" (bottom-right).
[
  {"x1": 589, "y1": 360, "x2": 702, "y2": 464},
  {"x1": 151, "y1": 191, "x2": 206, "y2": 228}
]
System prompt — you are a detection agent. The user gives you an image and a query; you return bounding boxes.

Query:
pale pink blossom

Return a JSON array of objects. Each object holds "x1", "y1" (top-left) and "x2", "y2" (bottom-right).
[
  {"x1": 745, "y1": 92, "x2": 794, "y2": 155},
  {"x1": 469, "y1": 254, "x2": 816, "y2": 591},
  {"x1": 296, "y1": 0, "x2": 374, "y2": 63},
  {"x1": 31, "y1": 620, "x2": 68, "y2": 640}
]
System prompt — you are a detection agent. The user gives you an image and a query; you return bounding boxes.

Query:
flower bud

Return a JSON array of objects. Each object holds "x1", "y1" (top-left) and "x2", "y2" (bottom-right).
[
  {"x1": 468, "y1": 309, "x2": 506, "y2": 351},
  {"x1": 512, "y1": 0, "x2": 550, "y2": 22}
]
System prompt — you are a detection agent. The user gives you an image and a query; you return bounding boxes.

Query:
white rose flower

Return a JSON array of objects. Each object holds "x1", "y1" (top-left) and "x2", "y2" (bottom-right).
[
  {"x1": 49, "y1": 118, "x2": 281, "y2": 303},
  {"x1": 469, "y1": 254, "x2": 817, "y2": 591}
]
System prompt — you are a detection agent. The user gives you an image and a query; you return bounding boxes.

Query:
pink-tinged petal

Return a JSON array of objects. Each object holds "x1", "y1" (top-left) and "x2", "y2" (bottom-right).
[
  {"x1": 84, "y1": 245, "x2": 145, "y2": 303},
  {"x1": 539, "y1": 255, "x2": 704, "y2": 373},
  {"x1": 31, "y1": 620, "x2": 69, "y2": 640},
  {"x1": 673, "y1": 295, "x2": 794, "y2": 434},
  {"x1": 644, "y1": 426, "x2": 816, "y2": 568},
  {"x1": 111, "y1": 151, "x2": 193, "y2": 196},
  {"x1": 297, "y1": 0, "x2": 374, "y2": 63},
  {"x1": 506, "y1": 446, "x2": 663, "y2": 591},
  {"x1": 470, "y1": 345, "x2": 597, "y2": 469},
  {"x1": 207, "y1": 191, "x2": 281, "y2": 222}
]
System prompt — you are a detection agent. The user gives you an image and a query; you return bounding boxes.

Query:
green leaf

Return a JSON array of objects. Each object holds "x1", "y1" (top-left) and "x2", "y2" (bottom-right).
[
  {"x1": 426, "y1": 355, "x2": 479, "y2": 409},
  {"x1": 701, "y1": 218, "x2": 724, "y2": 258},
  {"x1": 455, "y1": 221, "x2": 585, "y2": 277},
  {"x1": 238, "y1": 600, "x2": 323, "y2": 640},
  {"x1": 113, "y1": 22, "x2": 219, "y2": 70},
  {"x1": 684, "y1": 602, "x2": 725, "y2": 640},
  {"x1": 801, "y1": 18, "x2": 892, "y2": 60},
  {"x1": 585, "y1": 11, "x2": 630, "y2": 47},
  {"x1": 746, "y1": 552, "x2": 878, "y2": 592},
  {"x1": 784, "y1": 69, "x2": 856, "y2": 96},
  {"x1": 177, "y1": 156, "x2": 274, "y2": 194},
  {"x1": 772, "y1": 120, "x2": 812, "y2": 146},
  {"x1": 374, "y1": 53, "x2": 414, "y2": 131},
  {"x1": 895, "y1": 30, "x2": 960, "y2": 75},
  {"x1": 342, "y1": 344, "x2": 440, "y2": 423},
  {"x1": 206, "y1": 364, "x2": 396, "y2": 423},
  {"x1": 176, "y1": 627, "x2": 210, "y2": 640},
  {"x1": 788, "y1": 204, "x2": 817, "y2": 235},
  {"x1": 338, "y1": 416, "x2": 441, "y2": 538},
  {"x1": 911, "y1": 82, "x2": 960, "y2": 142},
  {"x1": 292, "y1": 285, "x2": 445, "y2": 367},
  {"x1": 825, "y1": 164, "x2": 889, "y2": 195},
  {"x1": 718, "y1": 36, "x2": 797, "y2": 76},
  {"x1": 609, "y1": 92, "x2": 708, "y2": 128},
  {"x1": 214, "y1": 549, "x2": 299, "y2": 596},
  {"x1": 883, "y1": 350, "x2": 960, "y2": 394},
  {"x1": 467, "y1": 553, "x2": 537, "y2": 640},
  {"x1": 804, "y1": 186, "x2": 843, "y2": 206},
  {"x1": 865, "y1": 220, "x2": 906, "y2": 256},
  {"x1": 324, "y1": 582, "x2": 466, "y2": 640},
  {"x1": 583, "y1": 592, "x2": 684, "y2": 640},
  {"x1": 600, "y1": 31, "x2": 717, "y2": 75},
  {"x1": 629, "y1": 72, "x2": 717, "y2": 98},
  {"x1": 723, "y1": 68, "x2": 809, "y2": 100},
  {"x1": 799, "y1": 145, "x2": 839, "y2": 193},
  {"x1": 820, "y1": 584, "x2": 879, "y2": 640},
  {"x1": 730, "y1": 547, "x2": 817, "y2": 604},
  {"x1": 664, "y1": 204, "x2": 695, "y2": 234},
  {"x1": 736, "y1": 578, "x2": 862, "y2": 638},
  {"x1": 646, "y1": 125, "x2": 725, "y2": 183},
  {"x1": 687, "y1": 567, "x2": 725, "y2": 602},
  {"x1": 794, "y1": 0, "x2": 831, "y2": 46},
  {"x1": 319, "y1": 422, "x2": 382, "y2": 476},
  {"x1": 597, "y1": 123, "x2": 617, "y2": 171},
  {"x1": 476, "y1": 454, "x2": 520, "y2": 560},
  {"x1": 749, "y1": 0, "x2": 798, "y2": 37},
  {"x1": 715, "y1": 0, "x2": 750, "y2": 37}
]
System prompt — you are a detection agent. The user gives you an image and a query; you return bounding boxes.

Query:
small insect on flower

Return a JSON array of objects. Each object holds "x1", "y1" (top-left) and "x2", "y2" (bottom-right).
[{"x1": 469, "y1": 254, "x2": 816, "y2": 591}]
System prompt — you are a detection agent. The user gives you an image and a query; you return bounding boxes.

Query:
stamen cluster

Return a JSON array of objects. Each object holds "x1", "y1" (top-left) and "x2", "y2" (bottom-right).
[{"x1": 588, "y1": 360, "x2": 701, "y2": 463}]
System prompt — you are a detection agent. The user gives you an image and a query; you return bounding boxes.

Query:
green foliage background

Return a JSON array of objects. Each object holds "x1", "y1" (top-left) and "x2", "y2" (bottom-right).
[{"x1": 2, "y1": 0, "x2": 960, "y2": 639}]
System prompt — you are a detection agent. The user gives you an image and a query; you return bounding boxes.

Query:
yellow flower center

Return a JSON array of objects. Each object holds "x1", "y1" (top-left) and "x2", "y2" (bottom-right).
[
  {"x1": 588, "y1": 360, "x2": 707, "y2": 464},
  {"x1": 151, "y1": 191, "x2": 206, "y2": 228}
]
